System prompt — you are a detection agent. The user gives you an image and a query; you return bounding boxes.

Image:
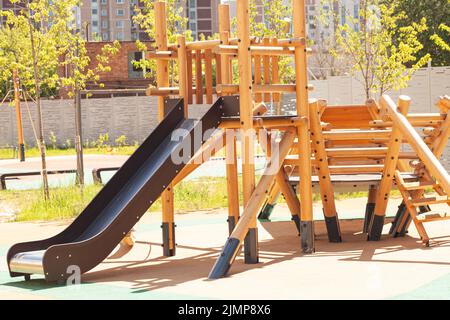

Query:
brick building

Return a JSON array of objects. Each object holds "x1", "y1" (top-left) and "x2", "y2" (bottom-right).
[{"x1": 58, "y1": 41, "x2": 155, "y2": 97}]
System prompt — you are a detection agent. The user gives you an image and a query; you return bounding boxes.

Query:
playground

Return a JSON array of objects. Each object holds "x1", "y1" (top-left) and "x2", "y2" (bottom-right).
[
  {"x1": 2, "y1": 202, "x2": 450, "y2": 300},
  {"x1": 1, "y1": 0, "x2": 450, "y2": 301}
]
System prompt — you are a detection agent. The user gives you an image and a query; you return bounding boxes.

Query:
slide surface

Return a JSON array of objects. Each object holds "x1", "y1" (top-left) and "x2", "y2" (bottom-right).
[{"x1": 7, "y1": 97, "x2": 238, "y2": 282}]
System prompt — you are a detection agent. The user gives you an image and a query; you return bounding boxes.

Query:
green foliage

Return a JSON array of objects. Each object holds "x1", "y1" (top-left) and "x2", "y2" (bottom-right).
[
  {"x1": 132, "y1": 0, "x2": 193, "y2": 86},
  {"x1": 115, "y1": 135, "x2": 127, "y2": 147},
  {"x1": 392, "y1": 0, "x2": 450, "y2": 66},
  {"x1": 333, "y1": 0, "x2": 430, "y2": 99},
  {"x1": 94, "y1": 133, "x2": 110, "y2": 149},
  {"x1": 431, "y1": 23, "x2": 450, "y2": 53},
  {"x1": 230, "y1": 0, "x2": 294, "y2": 84},
  {"x1": 48, "y1": 131, "x2": 57, "y2": 149}
]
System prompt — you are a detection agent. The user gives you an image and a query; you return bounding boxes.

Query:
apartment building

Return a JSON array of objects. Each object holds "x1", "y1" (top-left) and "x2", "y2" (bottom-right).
[
  {"x1": 76, "y1": 0, "x2": 143, "y2": 41},
  {"x1": 184, "y1": 0, "x2": 220, "y2": 40}
]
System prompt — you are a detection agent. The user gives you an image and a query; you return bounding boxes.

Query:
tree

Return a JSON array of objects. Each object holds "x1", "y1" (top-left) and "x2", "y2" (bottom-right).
[
  {"x1": 230, "y1": 0, "x2": 294, "y2": 83},
  {"x1": 1, "y1": 1, "x2": 119, "y2": 192},
  {"x1": 132, "y1": 0, "x2": 193, "y2": 86},
  {"x1": 392, "y1": 0, "x2": 450, "y2": 66},
  {"x1": 59, "y1": 30, "x2": 120, "y2": 187},
  {"x1": 431, "y1": 23, "x2": 450, "y2": 53},
  {"x1": 0, "y1": 0, "x2": 81, "y2": 199},
  {"x1": 334, "y1": 0, "x2": 430, "y2": 99}
]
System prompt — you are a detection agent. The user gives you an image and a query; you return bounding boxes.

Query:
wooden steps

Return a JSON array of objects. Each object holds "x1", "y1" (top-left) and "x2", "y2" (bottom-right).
[
  {"x1": 403, "y1": 181, "x2": 438, "y2": 191},
  {"x1": 395, "y1": 170, "x2": 450, "y2": 246},
  {"x1": 415, "y1": 211, "x2": 450, "y2": 222},
  {"x1": 410, "y1": 195, "x2": 450, "y2": 207}
]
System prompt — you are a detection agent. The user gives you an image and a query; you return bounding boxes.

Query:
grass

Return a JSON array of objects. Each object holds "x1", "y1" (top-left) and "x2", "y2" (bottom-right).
[
  {"x1": 0, "y1": 175, "x2": 385, "y2": 222},
  {"x1": 0, "y1": 146, "x2": 138, "y2": 159}
]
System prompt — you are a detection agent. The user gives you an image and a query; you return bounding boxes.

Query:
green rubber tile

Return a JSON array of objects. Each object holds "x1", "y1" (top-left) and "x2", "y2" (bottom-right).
[
  {"x1": 0, "y1": 271, "x2": 213, "y2": 300},
  {"x1": 390, "y1": 272, "x2": 450, "y2": 300}
]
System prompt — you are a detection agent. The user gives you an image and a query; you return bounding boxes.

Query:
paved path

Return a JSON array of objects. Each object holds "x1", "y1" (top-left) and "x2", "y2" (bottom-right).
[{"x1": 1, "y1": 201, "x2": 450, "y2": 300}]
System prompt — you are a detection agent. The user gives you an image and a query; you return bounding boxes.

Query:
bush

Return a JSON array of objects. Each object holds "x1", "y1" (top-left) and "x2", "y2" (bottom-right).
[
  {"x1": 94, "y1": 133, "x2": 110, "y2": 149},
  {"x1": 115, "y1": 135, "x2": 127, "y2": 147}
]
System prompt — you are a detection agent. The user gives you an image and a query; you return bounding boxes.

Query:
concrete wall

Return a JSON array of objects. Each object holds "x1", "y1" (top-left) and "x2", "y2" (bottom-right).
[
  {"x1": 1, "y1": 66, "x2": 449, "y2": 168},
  {"x1": 0, "y1": 96, "x2": 209, "y2": 148}
]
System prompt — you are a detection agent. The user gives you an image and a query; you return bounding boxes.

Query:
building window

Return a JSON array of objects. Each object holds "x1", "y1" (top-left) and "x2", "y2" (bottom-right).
[
  {"x1": 101, "y1": 0, "x2": 107, "y2": 3},
  {"x1": 116, "y1": 20, "x2": 124, "y2": 28},
  {"x1": 189, "y1": 10, "x2": 196, "y2": 20},
  {"x1": 116, "y1": 0, "x2": 124, "y2": 3},
  {"x1": 101, "y1": 9, "x2": 107, "y2": 16},
  {"x1": 92, "y1": 20, "x2": 98, "y2": 27},
  {"x1": 116, "y1": 9, "x2": 124, "y2": 16},
  {"x1": 189, "y1": 22, "x2": 196, "y2": 31},
  {"x1": 189, "y1": 0, "x2": 196, "y2": 9},
  {"x1": 102, "y1": 20, "x2": 108, "y2": 28},
  {"x1": 116, "y1": 32, "x2": 124, "y2": 40},
  {"x1": 92, "y1": 9, "x2": 98, "y2": 15},
  {"x1": 92, "y1": 0, "x2": 97, "y2": 2},
  {"x1": 354, "y1": 4, "x2": 359, "y2": 18},
  {"x1": 128, "y1": 51, "x2": 144, "y2": 78},
  {"x1": 341, "y1": 5, "x2": 346, "y2": 25},
  {"x1": 102, "y1": 33, "x2": 109, "y2": 41}
]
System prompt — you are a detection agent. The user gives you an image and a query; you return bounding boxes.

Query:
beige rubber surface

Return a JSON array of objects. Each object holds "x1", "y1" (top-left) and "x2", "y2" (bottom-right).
[{"x1": 1, "y1": 200, "x2": 450, "y2": 300}]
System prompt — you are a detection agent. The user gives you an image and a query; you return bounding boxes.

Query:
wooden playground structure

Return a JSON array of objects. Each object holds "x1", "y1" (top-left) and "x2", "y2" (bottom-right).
[{"x1": 144, "y1": 0, "x2": 450, "y2": 279}]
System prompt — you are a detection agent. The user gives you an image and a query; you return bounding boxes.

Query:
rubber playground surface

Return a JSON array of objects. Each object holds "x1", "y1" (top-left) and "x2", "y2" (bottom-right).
[{"x1": 1, "y1": 199, "x2": 450, "y2": 300}]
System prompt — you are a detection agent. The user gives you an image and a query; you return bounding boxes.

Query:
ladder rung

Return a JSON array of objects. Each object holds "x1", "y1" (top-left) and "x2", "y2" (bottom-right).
[
  {"x1": 403, "y1": 181, "x2": 438, "y2": 191},
  {"x1": 410, "y1": 196, "x2": 450, "y2": 206},
  {"x1": 416, "y1": 211, "x2": 450, "y2": 222}
]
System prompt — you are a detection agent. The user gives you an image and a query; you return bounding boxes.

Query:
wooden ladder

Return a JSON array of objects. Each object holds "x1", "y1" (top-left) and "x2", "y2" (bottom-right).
[{"x1": 395, "y1": 170, "x2": 450, "y2": 246}]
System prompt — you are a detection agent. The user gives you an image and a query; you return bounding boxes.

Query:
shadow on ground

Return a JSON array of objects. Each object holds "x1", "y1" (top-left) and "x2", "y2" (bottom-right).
[{"x1": 64, "y1": 219, "x2": 450, "y2": 293}]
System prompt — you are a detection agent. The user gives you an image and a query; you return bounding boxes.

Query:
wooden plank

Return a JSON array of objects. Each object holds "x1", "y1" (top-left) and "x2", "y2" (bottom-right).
[
  {"x1": 177, "y1": 35, "x2": 188, "y2": 116},
  {"x1": 271, "y1": 38, "x2": 281, "y2": 105},
  {"x1": 186, "y1": 50, "x2": 193, "y2": 104},
  {"x1": 293, "y1": 0, "x2": 314, "y2": 252},
  {"x1": 155, "y1": 1, "x2": 175, "y2": 256},
  {"x1": 236, "y1": 0, "x2": 257, "y2": 262},
  {"x1": 254, "y1": 55, "x2": 262, "y2": 102},
  {"x1": 368, "y1": 96, "x2": 410, "y2": 240},
  {"x1": 262, "y1": 38, "x2": 271, "y2": 102},
  {"x1": 218, "y1": 4, "x2": 239, "y2": 234},
  {"x1": 310, "y1": 99, "x2": 341, "y2": 241},
  {"x1": 230, "y1": 130, "x2": 296, "y2": 243},
  {"x1": 204, "y1": 49, "x2": 213, "y2": 104},
  {"x1": 195, "y1": 49, "x2": 203, "y2": 104},
  {"x1": 382, "y1": 95, "x2": 450, "y2": 195}
]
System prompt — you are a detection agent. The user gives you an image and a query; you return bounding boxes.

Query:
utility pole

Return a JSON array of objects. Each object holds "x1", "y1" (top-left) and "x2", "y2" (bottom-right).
[{"x1": 13, "y1": 69, "x2": 25, "y2": 162}]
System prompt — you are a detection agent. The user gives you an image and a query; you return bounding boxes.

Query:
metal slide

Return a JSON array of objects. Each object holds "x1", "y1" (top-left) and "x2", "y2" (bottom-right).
[{"x1": 7, "y1": 97, "x2": 238, "y2": 282}]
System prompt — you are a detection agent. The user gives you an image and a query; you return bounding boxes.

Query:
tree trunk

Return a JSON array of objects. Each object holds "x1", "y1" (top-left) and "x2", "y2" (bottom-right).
[
  {"x1": 27, "y1": 4, "x2": 50, "y2": 200},
  {"x1": 74, "y1": 89, "x2": 84, "y2": 187}
]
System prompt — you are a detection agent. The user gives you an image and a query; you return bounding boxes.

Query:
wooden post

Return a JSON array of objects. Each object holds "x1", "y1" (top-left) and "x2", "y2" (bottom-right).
[
  {"x1": 219, "y1": 4, "x2": 240, "y2": 234},
  {"x1": 258, "y1": 130, "x2": 301, "y2": 233},
  {"x1": 310, "y1": 99, "x2": 341, "y2": 242},
  {"x1": 187, "y1": 50, "x2": 193, "y2": 104},
  {"x1": 205, "y1": 49, "x2": 213, "y2": 104},
  {"x1": 271, "y1": 38, "x2": 281, "y2": 112},
  {"x1": 209, "y1": 129, "x2": 296, "y2": 279},
  {"x1": 293, "y1": 0, "x2": 314, "y2": 253},
  {"x1": 195, "y1": 50, "x2": 203, "y2": 104},
  {"x1": 262, "y1": 38, "x2": 271, "y2": 102},
  {"x1": 364, "y1": 185, "x2": 377, "y2": 233},
  {"x1": 254, "y1": 55, "x2": 262, "y2": 102},
  {"x1": 215, "y1": 53, "x2": 222, "y2": 87},
  {"x1": 155, "y1": 1, "x2": 175, "y2": 256},
  {"x1": 13, "y1": 69, "x2": 25, "y2": 162},
  {"x1": 236, "y1": 0, "x2": 257, "y2": 263},
  {"x1": 383, "y1": 95, "x2": 450, "y2": 195},
  {"x1": 367, "y1": 96, "x2": 410, "y2": 241},
  {"x1": 177, "y1": 35, "x2": 188, "y2": 117}
]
